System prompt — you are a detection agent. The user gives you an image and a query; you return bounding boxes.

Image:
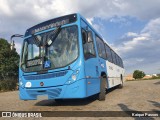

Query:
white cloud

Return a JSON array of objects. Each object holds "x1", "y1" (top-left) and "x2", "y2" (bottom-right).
[
  {"x1": 126, "y1": 32, "x2": 138, "y2": 37},
  {"x1": 0, "y1": 0, "x2": 160, "y2": 74},
  {"x1": 136, "y1": 58, "x2": 144, "y2": 62},
  {"x1": 109, "y1": 16, "x2": 131, "y2": 27},
  {"x1": 0, "y1": 0, "x2": 12, "y2": 16},
  {"x1": 1, "y1": 0, "x2": 160, "y2": 25},
  {"x1": 114, "y1": 17, "x2": 160, "y2": 74},
  {"x1": 0, "y1": 0, "x2": 160, "y2": 39},
  {"x1": 123, "y1": 58, "x2": 144, "y2": 67},
  {"x1": 116, "y1": 18, "x2": 160, "y2": 54},
  {"x1": 114, "y1": 36, "x2": 149, "y2": 54},
  {"x1": 141, "y1": 18, "x2": 160, "y2": 39},
  {"x1": 133, "y1": 36, "x2": 147, "y2": 41}
]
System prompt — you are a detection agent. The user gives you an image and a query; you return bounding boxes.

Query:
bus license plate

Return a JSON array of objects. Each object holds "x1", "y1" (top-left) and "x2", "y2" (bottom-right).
[{"x1": 37, "y1": 95, "x2": 48, "y2": 100}]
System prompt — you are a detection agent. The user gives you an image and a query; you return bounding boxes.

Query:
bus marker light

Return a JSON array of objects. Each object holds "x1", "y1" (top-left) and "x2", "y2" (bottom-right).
[
  {"x1": 19, "y1": 81, "x2": 23, "y2": 86},
  {"x1": 88, "y1": 82, "x2": 91, "y2": 84}
]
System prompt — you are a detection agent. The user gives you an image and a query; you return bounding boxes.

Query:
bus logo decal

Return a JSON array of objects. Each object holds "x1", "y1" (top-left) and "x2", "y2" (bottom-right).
[{"x1": 40, "y1": 82, "x2": 44, "y2": 86}]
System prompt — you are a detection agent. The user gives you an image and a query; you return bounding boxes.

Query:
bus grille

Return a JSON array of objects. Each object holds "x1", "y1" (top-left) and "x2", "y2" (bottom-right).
[
  {"x1": 24, "y1": 71, "x2": 68, "y2": 80},
  {"x1": 28, "y1": 88, "x2": 62, "y2": 98}
]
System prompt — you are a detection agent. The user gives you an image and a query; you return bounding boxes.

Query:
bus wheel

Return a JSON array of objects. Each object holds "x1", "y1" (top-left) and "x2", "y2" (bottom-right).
[
  {"x1": 118, "y1": 75, "x2": 123, "y2": 89},
  {"x1": 98, "y1": 76, "x2": 106, "y2": 101}
]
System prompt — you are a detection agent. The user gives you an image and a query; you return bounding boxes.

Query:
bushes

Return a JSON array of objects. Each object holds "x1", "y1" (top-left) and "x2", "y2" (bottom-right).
[
  {"x1": 133, "y1": 70, "x2": 145, "y2": 80},
  {"x1": 152, "y1": 76, "x2": 160, "y2": 79},
  {"x1": 0, "y1": 38, "x2": 19, "y2": 92},
  {"x1": 0, "y1": 79, "x2": 18, "y2": 91}
]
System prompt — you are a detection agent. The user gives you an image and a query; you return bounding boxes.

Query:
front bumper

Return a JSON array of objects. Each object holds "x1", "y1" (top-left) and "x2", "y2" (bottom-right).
[{"x1": 19, "y1": 79, "x2": 86, "y2": 100}]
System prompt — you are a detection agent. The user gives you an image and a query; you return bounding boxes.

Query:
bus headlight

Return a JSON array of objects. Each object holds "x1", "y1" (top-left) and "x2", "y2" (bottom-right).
[
  {"x1": 65, "y1": 69, "x2": 79, "y2": 84},
  {"x1": 25, "y1": 82, "x2": 32, "y2": 88}
]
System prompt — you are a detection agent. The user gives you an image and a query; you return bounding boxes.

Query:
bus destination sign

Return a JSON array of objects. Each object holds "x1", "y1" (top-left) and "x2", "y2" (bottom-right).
[
  {"x1": 32, "y1": 19, "x2": 69, "y2": 34},
  {"x1": 27, "y1": 58, "x2": 42, "y2": 67},
  {"x1": 25, "y1": 14, "x2": 77, "y2": 36}
]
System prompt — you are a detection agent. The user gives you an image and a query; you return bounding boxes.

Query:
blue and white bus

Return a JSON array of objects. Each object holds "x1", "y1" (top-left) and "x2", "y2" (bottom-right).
[{"x1": 12, "y1": 13, "x2": 124, "y2": 101}]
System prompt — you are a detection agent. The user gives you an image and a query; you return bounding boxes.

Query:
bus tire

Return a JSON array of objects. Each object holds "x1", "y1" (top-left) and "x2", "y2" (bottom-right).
[
  {"x1": 98, "y1": 76, "x2": 106, "y2": 101},
  {"x1": 118, "y1": 75, "x2": 123, "y2": 89}
]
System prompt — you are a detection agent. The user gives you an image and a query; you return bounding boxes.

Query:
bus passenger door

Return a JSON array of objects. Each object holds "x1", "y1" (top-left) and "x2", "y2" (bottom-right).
[{"x1": 82, "y1": 28, "x2": 99, "y2": 97}]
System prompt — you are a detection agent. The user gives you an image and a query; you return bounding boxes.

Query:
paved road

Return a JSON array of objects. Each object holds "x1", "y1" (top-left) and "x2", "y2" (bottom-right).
[{"x1": 0, "y1": 79, "x2": 159, "y2": 119}]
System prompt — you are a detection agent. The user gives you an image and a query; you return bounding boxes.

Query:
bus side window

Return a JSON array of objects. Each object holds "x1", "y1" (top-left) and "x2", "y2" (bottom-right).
[
  {"x1": 115, "y1": 54, "x2": 119, "y2": 66},
  {"x1": 122, "y1": 60, "x2": 124, "y2": 68},
  {"x1": 82, "y1": 29, "x2": 96, "y2": 60},
  {"x1": 118, "y1": 56, "x2": 121, "y2": 67},
  {"x1": 111, "y1": 50, "x2": 116, "y2": 64},
  {"x1": 120, "y1": 58, "x2": 124, "y2": 68},
  {"x1": 96, "y1": 36, "x2": 106, "y2": 59},
  {"x1": 117, "y1": 56, "x2": 120, "y2": 67},
  {"x1": 105, "y1": 44, "x2": 112, "y2": 63}
]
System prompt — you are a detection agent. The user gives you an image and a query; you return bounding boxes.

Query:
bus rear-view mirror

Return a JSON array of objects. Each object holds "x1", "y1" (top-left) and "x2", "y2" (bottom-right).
[{"x1": 10, "y1": 34, "x2": 24, "y2": 50}]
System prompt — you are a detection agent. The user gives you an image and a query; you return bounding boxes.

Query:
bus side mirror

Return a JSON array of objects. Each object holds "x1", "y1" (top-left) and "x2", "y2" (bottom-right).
[{"x1": 10, "y1": 34, "x2": 24, "y2": 50}]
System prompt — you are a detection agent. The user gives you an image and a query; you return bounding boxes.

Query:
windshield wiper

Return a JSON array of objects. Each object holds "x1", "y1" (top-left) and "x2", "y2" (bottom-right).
[
  {"x1": 31, "y1": 26, "x2": 61, "y2": 47},
  {"x1": 46, "y1": 26, "x2": 61, "y2": 46}
]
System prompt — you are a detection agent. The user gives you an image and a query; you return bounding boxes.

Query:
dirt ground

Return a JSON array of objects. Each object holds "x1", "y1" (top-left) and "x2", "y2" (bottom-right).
[{"x1": 0, "y1": 79, "x2": 159, "y2": 120}]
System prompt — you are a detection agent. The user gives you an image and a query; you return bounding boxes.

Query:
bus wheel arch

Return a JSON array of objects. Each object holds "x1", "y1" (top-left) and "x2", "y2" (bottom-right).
[
  {"x1": 118, "y1": 74, "x2": 123, "y2": 88},
  {"x1": 101, "y1": 72, "x2": 107, "y2": 78}
]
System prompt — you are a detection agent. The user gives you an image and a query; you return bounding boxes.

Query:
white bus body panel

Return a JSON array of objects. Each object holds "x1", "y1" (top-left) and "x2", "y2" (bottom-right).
[{"x1": 106, "y1": 61, "x2": 125, "y2": 88}]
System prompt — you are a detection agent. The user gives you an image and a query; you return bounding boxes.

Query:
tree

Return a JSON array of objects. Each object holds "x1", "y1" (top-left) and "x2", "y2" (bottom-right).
[
  {"x1": 133, "y1": 70, "x2": 145, "y2": 80},
  {"x1": 0, "y1": 38, "x2": 19, "y2": 80}
]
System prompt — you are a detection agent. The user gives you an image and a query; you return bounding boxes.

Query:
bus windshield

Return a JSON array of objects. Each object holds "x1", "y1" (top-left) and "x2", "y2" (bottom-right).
[{"x1": 21, "y1": 25, "x2": 78, "y2": 72}]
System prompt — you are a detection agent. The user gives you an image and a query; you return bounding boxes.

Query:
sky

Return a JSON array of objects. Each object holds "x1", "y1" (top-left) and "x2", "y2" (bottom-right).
[{"x1": 0, "y1": 0, "x2": 160, "y2": 74}]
